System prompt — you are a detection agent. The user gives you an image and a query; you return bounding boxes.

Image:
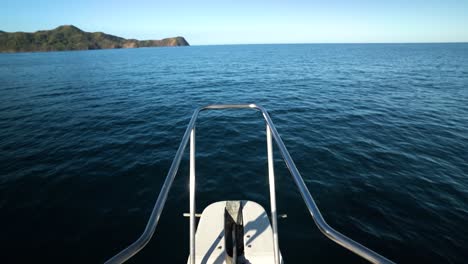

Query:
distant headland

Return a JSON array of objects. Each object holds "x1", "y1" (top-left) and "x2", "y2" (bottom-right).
[{"x1": 0, "y1": 25, "x2": 189, "y2": 53}]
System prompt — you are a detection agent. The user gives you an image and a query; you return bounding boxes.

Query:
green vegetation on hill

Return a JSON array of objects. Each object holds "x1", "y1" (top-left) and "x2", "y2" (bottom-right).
[{"x1": 0, "y1": 25, "x2": 189, "y2": 53}]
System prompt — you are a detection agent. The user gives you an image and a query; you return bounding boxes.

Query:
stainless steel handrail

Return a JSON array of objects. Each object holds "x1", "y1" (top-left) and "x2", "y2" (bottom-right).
[{"x1": 106, "y1": 104, "x2": 394, "y2": 264}]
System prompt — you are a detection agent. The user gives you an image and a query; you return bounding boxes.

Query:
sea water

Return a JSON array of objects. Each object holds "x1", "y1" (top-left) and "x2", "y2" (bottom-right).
[{"x1": 0, "y1": 43, "x2": 467, "y2": 263}]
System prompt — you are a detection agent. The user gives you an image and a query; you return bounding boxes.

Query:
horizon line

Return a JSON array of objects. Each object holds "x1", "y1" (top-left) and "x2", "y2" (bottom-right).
[
  {"x1": 2, "y1": 25, "x2": 466, "y2": 46},
  {"x1": 192, "y1": 41, "x2": 468, "y2": 46}
]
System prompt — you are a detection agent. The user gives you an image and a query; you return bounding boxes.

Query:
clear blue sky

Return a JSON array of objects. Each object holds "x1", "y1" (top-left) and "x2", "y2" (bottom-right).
[{"x1": 2, "y1": 0, "x2": 467, "y2": 45}]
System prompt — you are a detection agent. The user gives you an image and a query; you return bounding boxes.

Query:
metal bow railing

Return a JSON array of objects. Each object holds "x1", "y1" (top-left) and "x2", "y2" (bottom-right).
[{"x1": 106, "y1": 104, "x2": 394, "y2": 264}]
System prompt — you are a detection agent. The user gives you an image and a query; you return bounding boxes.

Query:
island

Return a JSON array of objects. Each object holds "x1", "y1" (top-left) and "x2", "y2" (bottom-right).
[{"x1": 0, "y1": 25, "x2": 189, "y2": 53}]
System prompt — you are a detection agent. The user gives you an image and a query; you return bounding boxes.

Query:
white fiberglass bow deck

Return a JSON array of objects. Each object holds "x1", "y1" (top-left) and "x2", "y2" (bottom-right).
[{"x1": 106, "y1": 104, "x2": 394, "y2": 264}]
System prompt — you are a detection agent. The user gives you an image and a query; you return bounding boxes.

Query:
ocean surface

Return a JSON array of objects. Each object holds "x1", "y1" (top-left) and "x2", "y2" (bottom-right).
[{"x1": 0, "y1": 43, "x2": 467, "y2": 263}]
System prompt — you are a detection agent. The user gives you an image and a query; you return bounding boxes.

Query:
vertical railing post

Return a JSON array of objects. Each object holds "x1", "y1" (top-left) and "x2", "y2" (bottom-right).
[
  {"x1": 266, "y1": 124, "x2": 280, "y2": 264},
  {"x1": 189, "y1": 128, "x2": 196, "y2": 264}
]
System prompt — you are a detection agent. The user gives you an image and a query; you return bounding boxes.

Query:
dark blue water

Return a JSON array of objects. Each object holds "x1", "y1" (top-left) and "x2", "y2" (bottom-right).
[{"x1": 1, "y1": 44, "x2": 467, "y2": 263}]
